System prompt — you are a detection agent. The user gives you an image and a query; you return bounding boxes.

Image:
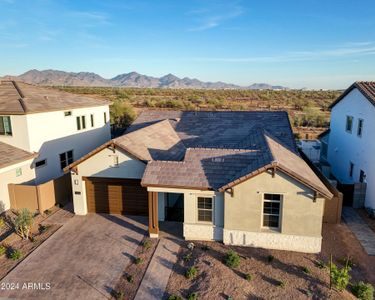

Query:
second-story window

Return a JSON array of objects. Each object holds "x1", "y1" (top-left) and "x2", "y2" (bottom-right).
[
  {"x1": 90, "y1": 114, "x2": 94, "y2": 127},
  {"x1": 357, "y1": 119, "x2": 364, "y2": 137},
  {"x1": 60, "y1": 150, "x2": 73, "y2": 170},
  {"x1": 349, "y1": 162, "x2": 354, "y2": 178},
  {"x1": 104, "y1": 112, "x2": 107, "y2": 124},
  {"x1": 346, "y1": 116, "x2": 353, "y2": 133},
  {"x1": 76, "y1": 116, "x2": 86, "y2": 130},
  {"x1": 0, "y1": 116, "x2": 12, "y2": 136}
]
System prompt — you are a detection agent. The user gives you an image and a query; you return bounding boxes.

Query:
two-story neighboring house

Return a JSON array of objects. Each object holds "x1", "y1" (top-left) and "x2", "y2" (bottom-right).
[
  {"x1": 324, "y1": 82, "x2": 375, "y2": 209},
  {"x1": 0, "y1": 81, "x2": 111, "y2": 210}
]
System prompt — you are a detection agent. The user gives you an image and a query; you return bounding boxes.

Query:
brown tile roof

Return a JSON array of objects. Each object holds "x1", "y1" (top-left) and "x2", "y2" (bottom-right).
[
  {"x1": 114, "y1": 119, "x2": 185, "y2": 161},
  {"x1": 0, "y1": 81, "x2": 109, "y2": 114},
  {"x1": 66, "y1": 110, "x2": 332, "y2": 199},
  {"x1": 0, "y1": 142, "x2": 37, "y2": 169},
  {"x1": 330, "y1": 81, "x2": 375, "y2": 109}
]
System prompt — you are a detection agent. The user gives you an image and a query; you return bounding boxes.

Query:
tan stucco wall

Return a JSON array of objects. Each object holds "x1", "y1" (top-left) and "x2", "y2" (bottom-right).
[
  {"x1": 224, "y1": 170, "x2": 325, "y2": 238},
  {"x1": 71, "y1": 147, "x2": 146, "y2": 215},
  {"x1": 0, "y1": 159, "x2": 36, "y2": 212}
]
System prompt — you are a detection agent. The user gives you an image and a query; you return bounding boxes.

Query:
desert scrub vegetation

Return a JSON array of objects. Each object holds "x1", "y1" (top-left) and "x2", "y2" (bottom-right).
[
  {"x1": 225, "y1": 250, "x2": 241, "y2": 268},
  {"x1": 352, "y1": 281, "x2": 374, "y2": 300},
  {"x1": 8, "y1": 248, "x2": 23, "y2": 260},
  {"x1": 185, "y1": 266, "x2": 198, "y2": 280},
  {"x1": 14, "y1": 208, "x2": 33, "y2": 240},
  {"x1": 54, "y1": 86, "x2": 340, "y2": 131}
]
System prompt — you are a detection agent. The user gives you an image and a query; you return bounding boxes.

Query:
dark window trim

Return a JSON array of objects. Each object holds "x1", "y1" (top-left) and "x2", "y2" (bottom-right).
[
  {"x1": 357, "y1": 118, "x2": 364, "y2": 137},
  {"x1": 346, "y1": 115, "x2": 353, "y2": 133},
  {"x1": 59, "y1": 150, "x2": 74, "y2": 170},
  {"x1": 90, "y1": 114, "x2": 94, "y2": 127},
  {"x1": 0, "y1": 116, "x2": 12, "y2": 136},
  {"x1": 104, "y1": 112, "x2": 107, "y2": 124},
  {"x1": 64, "y1": 111, "x2": 72, "y2": 117},
  {"x1": 35, "y1": 159, "x2": 47, "y2": 168},
  {"x1": 349, "y1": 161, "x2": 354, "y2": 178},
  {"x1": 76, "y1": 116, "x2": 86, "y2": 130}
]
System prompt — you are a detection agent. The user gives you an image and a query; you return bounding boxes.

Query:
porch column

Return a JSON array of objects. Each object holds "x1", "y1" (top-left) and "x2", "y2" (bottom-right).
[{"x1": 148, "y1": 191, "x2": 159, "y2": 238}]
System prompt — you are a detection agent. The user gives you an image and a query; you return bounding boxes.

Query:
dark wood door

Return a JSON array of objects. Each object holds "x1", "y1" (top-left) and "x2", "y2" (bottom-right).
[{"x1": 85, "y1": 177, "x2": 148, "y2": 215}]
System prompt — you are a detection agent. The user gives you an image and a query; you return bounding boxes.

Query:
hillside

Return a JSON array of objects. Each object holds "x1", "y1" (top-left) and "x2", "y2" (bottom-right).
[{"x1": 2, "y1": 69, "x2": 289, "y2": 90}]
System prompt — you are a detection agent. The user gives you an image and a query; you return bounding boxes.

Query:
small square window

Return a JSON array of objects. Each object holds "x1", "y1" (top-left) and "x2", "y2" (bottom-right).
[
  {"x1": 16, "y1": 168, "x2": 22, "y2": 177},
  {"x1": 35, "y1": 159, "x2": 47, "y2": 168},
  {"x1": 64, "y1": 111, "x2": 72, "y2": 117}
]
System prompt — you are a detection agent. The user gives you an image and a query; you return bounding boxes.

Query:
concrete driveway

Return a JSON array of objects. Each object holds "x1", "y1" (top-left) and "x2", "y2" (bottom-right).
[{"x1": 0, "y1": 214, "x2": 148, "y2": 300}]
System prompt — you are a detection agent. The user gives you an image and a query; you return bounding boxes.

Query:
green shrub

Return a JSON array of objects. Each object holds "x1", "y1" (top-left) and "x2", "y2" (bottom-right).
[
  {"x1": 267, "y1": 255, "x2": 274, "y2": 263},
  {"x1": 278, "y1": 280, "x2": 286, "y2": 288},
  {"x1": 135, "y1": 257, "x2": 143, "y2": 265},
  {"x1": 187, "y1": 292, "x2": 198, "y2": 300},
  {"x1": 0, "y1": 245, "x2": 6, "y2": 256},
  {"x1": 126, "y1": 274, "x2": 134, "y2": 283},
  {"x1": 352, "y1": 281, "x2": 374, "y2": 300},
  {"x1": 330, "y1": 262, "x2": 351, "y2": 291},
  {"x1": 38, "y1": 224, "x2": 49, "y2": 234},
  {"x1": 315, "y1": 259, "x2": 326, "y2": 269},
  {"x1": 168, "y1": 295, "x2": 182, "y2": 300},
  {"x1": 15, "y1": 208, "x2": 33, "y2": 240},
  {"x1": 141, "y1": 239, "x2": 152, "y2": 251},
  {"x1": 245, "y1": 273, "x2": 252, "y2": 281},
  {"x1": 183, "y1": 252, "x2": 192, "y2": 262},
  {"x1": 225, "y1": 250, "x2": 241, "y2": 268},
  {"x1": 302, "y1": 266, "x2": 310, "y2": 274},
  {"x1": 9, "y1": 249, "x2": 22, "y2": 260},
  {"x1": 115, "y1": 291, "x2": 125, "y2": 300},
  {"x1": 185, "y1": 266, "x2": 198, "y2": 280}
]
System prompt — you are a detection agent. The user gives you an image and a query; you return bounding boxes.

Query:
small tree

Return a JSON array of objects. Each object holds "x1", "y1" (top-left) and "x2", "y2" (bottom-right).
[
  {"x1": 330, "y1": 256, "x2": 351, "y2": 291},
  {"x1": 352, "y1": 282, "x2": 374, "y2": 300},
  {"x1": 15, "y1": 208, "x2": 33, "y2": 240}
]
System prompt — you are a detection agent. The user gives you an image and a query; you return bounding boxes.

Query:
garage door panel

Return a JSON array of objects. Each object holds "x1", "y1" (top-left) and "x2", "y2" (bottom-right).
[{"x1": 85, "y1": 177, "x2": 148, "y2": 215}]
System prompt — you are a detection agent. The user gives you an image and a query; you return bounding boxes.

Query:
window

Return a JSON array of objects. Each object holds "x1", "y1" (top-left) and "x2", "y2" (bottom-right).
[
  {"x1": 197, "y1": 197, "x2": 213, "y2": 222},
  {"x1": 263, "y1": 193, "x2": 282, "y2": 229},
  {"x1": 104, "y1": 112, "x2": 107, "y2": 124},
  {"x1": 64, "y1": 111, "x2": 72, "y2": 117},
  {"x1": 349, "y1": 162, "x2": 354, "y2": 178},
  {"x1": 60, "y1": 150, "x2": 73, "y2": 170},
  {"x1": 359, "y1": 170, "x2": 366, "y2": 183},
  {"x1": 346, "y1": 116, "x2": 353, "y2": 133},
  {"x1": 76, "y1": 116, "x2": 86, "y2": 130},
  {"x1": 321, "y1": 142, "x2": 328, "y2": 159},
  {"x1": 16, "y1": 167, "x2": 22, "y2": 177},
  {"x1": 35, "y1": 159, "x2": 47, "y2": 168},
  {"x1": 357, "y1": 119, "x2": 364, "y2": 137},
  {"x1": 0, "y1": 116, "x2": 12, "y2": 136},
  {"x1": 90, "y1": 114, "x2": 94, "y2": 127}
]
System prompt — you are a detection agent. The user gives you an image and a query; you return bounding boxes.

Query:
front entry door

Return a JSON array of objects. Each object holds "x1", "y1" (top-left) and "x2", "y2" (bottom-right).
[{"x1": 165, "y1": 193, "x2": 184, "y2": 222}]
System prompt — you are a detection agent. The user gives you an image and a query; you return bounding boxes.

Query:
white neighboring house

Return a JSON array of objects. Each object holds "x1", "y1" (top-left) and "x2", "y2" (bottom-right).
[
  {"x1": 325, "y1": 81, "x2": 375, "y2": 209},
  {"x1": 0, "y1": 80, "x2": 111, "y2": 210}
]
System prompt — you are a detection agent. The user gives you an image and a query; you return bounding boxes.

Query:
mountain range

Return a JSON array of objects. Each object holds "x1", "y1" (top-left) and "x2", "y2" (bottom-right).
[{"x1": 1, "y1": 69, "x2": 288, "y2": 90}]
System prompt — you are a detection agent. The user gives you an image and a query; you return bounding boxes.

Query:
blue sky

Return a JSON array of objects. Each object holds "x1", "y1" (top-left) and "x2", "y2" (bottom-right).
[{"x1": 1, "y1": 0, "x2": 375, "y2": 89}]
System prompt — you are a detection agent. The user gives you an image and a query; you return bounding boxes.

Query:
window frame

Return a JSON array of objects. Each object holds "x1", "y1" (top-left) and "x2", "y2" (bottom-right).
[
  {"x1": 346, "y1": 115, "x2": 353, "y2": 133},
  {"x1": 59, "y1": 150, "x2": 74, "y2": 170},
  {"x1": 104, "y1": 112, "x2": 107, "y2": 124},
  {"x1": 90, "y1": 114, "x2": 94, "y2": 127},
  {"x1": 197, "y1": 196, "x2": 214, "y2": 223},
  {"x1": 261, "y1": 193, "x2": 282, "y2": 230},
  {"x1": 357, "y1": 118, "x2": 364, "y2": 137},
  {"x1": 64, "y1": 111, "x2": 72, "y2": 117},
  {"x1": 359, "y1": 169, "x2": 366, "y2": 183},
  {"x1": 349, "y1": 161, "x2": 354, "y2": 178},
  {"x1": 0, "y1": 116, "x2": 12, "y2": 136},
  {"x1": 76, "y1": 116, "x2": 86, "y2": 131},
  {"x1": 35, "y1": 159, "x2": 47, "y2": 168}
]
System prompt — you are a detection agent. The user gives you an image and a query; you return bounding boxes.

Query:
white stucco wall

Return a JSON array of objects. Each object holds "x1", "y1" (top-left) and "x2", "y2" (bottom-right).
[
  {"x1": 0, "y1": 159, "x2": 36, "y2": 211},
  {"x1": 1, "y1": 105, "x2": 111, "y2": 184},
  {"x1": 71, "y1": 147, "x2": 146, "y2": 215},
  {"x1": 328, "y1": 88, "x2": 375, "y2": 208}
]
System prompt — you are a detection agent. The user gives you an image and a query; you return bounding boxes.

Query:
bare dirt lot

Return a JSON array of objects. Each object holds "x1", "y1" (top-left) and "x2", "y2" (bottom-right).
[{"x1": 165, "y1": 222, "x2": 374, "y2": 299}]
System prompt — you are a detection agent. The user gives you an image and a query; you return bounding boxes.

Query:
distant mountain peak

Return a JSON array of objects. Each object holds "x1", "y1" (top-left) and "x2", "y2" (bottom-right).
[{"x1": 4, "y1": 69, "x2": 289, "y2": 90}]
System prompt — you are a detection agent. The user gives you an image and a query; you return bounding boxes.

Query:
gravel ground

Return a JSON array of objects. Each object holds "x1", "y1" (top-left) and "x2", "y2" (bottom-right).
[{"x1": 165, "y1": 222, "x2": 374, "y2": 300}]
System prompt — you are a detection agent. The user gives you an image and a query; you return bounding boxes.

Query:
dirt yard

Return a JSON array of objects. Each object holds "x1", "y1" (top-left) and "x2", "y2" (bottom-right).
[
  {"x1": 357, "y1": 209, "x2": 375, "y2": 234},
  {"x1": 112, "y1": 237, "x2": 158, "y2": 300},
  {"x1": 165, "y1": 222, "x2": 374, "y2": 300}
]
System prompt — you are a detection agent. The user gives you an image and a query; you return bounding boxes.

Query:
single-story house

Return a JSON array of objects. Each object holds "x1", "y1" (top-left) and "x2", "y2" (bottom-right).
[
  {"x1": 0, "y1": 142, "x2": 37, "y2": 212},
  {"x1": 65, "y1": 111, "x2": 333, "y2": 253}
]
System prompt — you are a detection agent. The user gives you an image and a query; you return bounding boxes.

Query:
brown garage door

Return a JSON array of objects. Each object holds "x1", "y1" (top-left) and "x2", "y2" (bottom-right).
[{"x1": 85, "y1": 177, "x2": 148, "y2": 215}]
